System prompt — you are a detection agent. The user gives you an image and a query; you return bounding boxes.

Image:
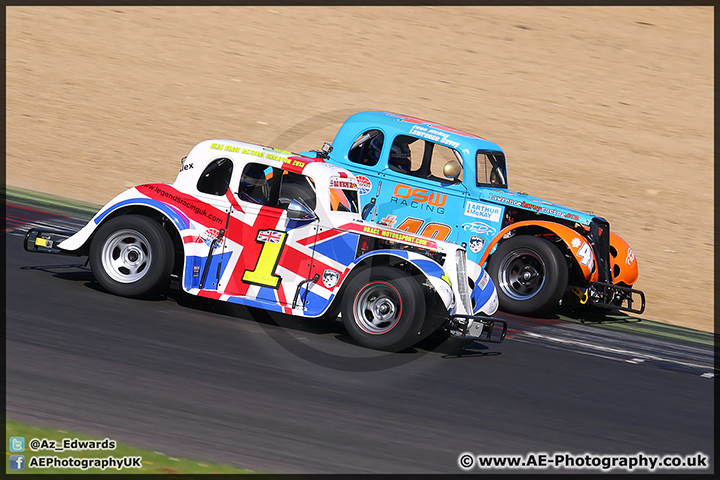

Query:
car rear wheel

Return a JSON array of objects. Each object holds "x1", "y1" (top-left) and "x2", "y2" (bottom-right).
[
  {"x1": 89, "y1": 215, "x2": 174, "y2": 298},
  {"x1": 341, "y1": 266, "x2": 425, "y2": 351},
  {"x1": 487, "y1": 235, "x2": 568, "y2": 316}
]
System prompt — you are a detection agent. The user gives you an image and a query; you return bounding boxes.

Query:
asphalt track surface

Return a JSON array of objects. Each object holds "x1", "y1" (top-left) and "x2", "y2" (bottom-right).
[{"x1": 5, "y1": 204, "x2": 716, "y2": 474}]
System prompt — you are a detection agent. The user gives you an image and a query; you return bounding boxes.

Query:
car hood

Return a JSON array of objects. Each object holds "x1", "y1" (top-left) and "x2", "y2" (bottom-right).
[{"x1": 479, "y1": 189, "x2": 596, "y2": 226}]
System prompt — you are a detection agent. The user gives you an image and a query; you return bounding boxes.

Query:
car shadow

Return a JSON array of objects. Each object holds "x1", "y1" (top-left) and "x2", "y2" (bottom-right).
[
  {"x1": 167, "y1": 287, "x2": 344, "y2": 334},
  {"x1": 20, "y1": 263, "x2": 92, "y2": 281},
  {"x1": 554, "y1": 301, "x2": 643, "y2": 324},
  {"x1": 166, "y1": 287, "x2": 504, "y2": 359},
  {"x1": 20, "y1": 263, "x2": 175, "y2": 302}
]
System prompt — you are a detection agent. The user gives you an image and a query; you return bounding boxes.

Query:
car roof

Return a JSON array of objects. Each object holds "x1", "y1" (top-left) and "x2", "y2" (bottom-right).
[{"x1": 338, "y1": 111, "x2": 504, "y2": 153}]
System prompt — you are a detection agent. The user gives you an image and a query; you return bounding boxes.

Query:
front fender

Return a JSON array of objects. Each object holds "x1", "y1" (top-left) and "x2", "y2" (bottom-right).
[
  {"x1": 345, "y1": 249, "x2": 455, "y2": 313},
  {"x1": 57, "y1": 186, "x2": 191, "y2": 252},
  {"x1": 466, "y1": 260, "x2": 499, "y2": 316},
  {"x1": 480, "y1": 220, "x2": 598, "y2": 282}
]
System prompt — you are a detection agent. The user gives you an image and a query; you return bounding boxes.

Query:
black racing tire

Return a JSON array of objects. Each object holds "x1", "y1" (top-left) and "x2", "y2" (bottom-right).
[
  {"x1": 487, "y1": 235, "x2": 568, "y2": 316},
  {"x1": 89, "y1": 215, "x2": 174, "y2": 298},
  {"x1": 341, "y1": 266, "x2": 426, "y2": 351}
]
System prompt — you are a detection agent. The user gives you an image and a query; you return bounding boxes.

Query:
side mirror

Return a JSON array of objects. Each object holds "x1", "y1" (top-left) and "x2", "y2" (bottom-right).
[
  {"x1": 287, "y1": 198, "x2": 317, "y2": 221},
  {"x1": 443, "y1": 160, "x2": 463, "y2": 180},
  {"x1": 361, "y1": 197, "x2": 376, "y2": 221}
]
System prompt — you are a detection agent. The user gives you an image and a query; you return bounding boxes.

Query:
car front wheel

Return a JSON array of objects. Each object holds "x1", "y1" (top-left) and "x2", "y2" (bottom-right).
[
  {"x1": 487, "y1": 235, "x2": 568, "y2": 316},
  {"x1": 341, "y1": 266, "x2": 425, "y2": 351}
]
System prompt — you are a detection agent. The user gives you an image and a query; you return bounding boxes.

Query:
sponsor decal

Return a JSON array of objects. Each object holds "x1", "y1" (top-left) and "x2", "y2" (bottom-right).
[
  {"x1": 199, "y1": 228, "x2": 222, "y2": 249},
  {"x1": 479, "y1": 270, "x2": 490, "y2": 290},
  {"x1": 626, "y1": 247, "x2": 635, "y2": 265},
  {"x1": 341, "y1": 223, "x2": 438, "y2": 250},
  {"x1": 468, "y1": 235, "x2": 485, "y2": 254},
  {"x1": 329, "y1": 177, "x2": 358, "y2": 189},
  {"x1": 388, "y1": 113, "x2": 485, "y2": 140},
  {"x1": 322, "y1": 269, "x2": 340, "y2": 289},
  {"x1": 464, "y1": 201, "x2": 502, "y2": 222},
  {"x1": 462, "y1": 221, "x2": 497, "y2": 236},
  {"x1": 486, "y1": 193, "x2": 580, "y2": 221},
  {"x1": 356, "y1": 175, "x2": 372, "y2": 195},
  {"x1": 408, "y1": 125, "x2": 461, "y2": 149},
  {"x1": 137, "y1": 184, "x2": 226, "y2": 225},
  {"x1": 393, "y1": 184, "x2": 447, "y2": 207}
]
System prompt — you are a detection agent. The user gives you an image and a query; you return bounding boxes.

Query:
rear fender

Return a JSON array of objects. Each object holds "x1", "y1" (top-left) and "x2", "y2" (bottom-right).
[
  {"x1": 57, "y1": 187, "x2": 191, "y2": 253},
  {"x1": 480, "y1": 220, "x2": 598, "y2": 282}
]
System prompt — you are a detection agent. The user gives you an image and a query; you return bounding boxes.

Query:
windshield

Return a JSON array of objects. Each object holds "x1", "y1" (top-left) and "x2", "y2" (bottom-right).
[{"x1": 476, "y1": 150, "x2": 507, "y2": 188}]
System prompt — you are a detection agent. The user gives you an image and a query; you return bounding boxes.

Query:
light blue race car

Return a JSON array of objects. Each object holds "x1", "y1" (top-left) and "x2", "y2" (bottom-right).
[{"x1": 302, "y1": 111, "x2": 645, "y2": 317}]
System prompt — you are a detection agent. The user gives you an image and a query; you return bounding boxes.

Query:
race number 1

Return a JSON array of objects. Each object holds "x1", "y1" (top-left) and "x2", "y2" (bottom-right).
[{"x1": 242, "y1": 230, "x2": 287, "y2": 288}]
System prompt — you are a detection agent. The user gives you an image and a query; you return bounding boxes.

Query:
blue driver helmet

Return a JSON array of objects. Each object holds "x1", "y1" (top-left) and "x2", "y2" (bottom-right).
[
  {"x1": 388, "y1": 139, "x2": 412, "y2": 173},
  {"x1": 369, "y1": 135, "x2": 412, "y2": 173},
  {"x1": 239, "y1": 164, "x2": 269, "y2": 203},
  {"x1": 367, "y1": 135, "x2": 383, "y2": 164}
]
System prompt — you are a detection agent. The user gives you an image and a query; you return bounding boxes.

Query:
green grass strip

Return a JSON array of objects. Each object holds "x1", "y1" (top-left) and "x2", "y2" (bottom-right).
[
  {"x1": 6, "y1": 419, "x2": 254, "y2": 474},
  {"x1": 5, "y1": 186, "x2": 102, "y2": 220},
  {"x1": 555, "y1": 313, "x2": 715, "y2": 348}
]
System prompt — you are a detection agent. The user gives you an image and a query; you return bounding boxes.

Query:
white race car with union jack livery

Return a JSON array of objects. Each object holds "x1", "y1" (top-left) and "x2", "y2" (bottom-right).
[{"x1": 24, "y1": 139, "x2": 505, "y2": 351}]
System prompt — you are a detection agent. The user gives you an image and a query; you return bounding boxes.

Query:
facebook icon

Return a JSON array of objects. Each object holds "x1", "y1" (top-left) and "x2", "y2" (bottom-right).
[{"x1": 10, "y1": 454, "x2": 25, "y2": 470}]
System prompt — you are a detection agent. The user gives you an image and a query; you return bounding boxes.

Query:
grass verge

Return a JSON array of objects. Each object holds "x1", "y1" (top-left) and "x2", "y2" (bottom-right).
[{"x1": 5, "y1": 186, "x2": 101, "y2": 220}]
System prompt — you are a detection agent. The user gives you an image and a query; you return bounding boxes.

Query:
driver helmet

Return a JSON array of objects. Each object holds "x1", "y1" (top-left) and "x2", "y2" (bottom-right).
[
  {"x1": 239, "y1": 164, "x2": 269, "y2": 203},
  {"x1": 388, "y1": 139, "x2": 412, "y2": 173},
  {"x1": 368, "y1": 136, "x2": 412, "y2": 172},
  {"x1": 367, "y1": 134, "x2": 383, "y2": 164}
]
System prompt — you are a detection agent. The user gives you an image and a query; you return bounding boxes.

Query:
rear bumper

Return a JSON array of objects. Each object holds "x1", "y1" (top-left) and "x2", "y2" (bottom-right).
[
  {"x1": 24, "y1": 228, "x2": 82, "y2": 256},
  {"x1": 446, "y1": 314, "x2": 507, "y2": 343}
]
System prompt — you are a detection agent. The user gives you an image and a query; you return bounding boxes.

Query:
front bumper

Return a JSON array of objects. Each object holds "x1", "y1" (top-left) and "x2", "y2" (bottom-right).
[
  {"x1": 588, "y1": 281, "x2": 646, "y2": 314},
  {"x1": 446, "y1": 314, "x2": 507, "y2": 343},
  {"x1": 23, "y1": 228, "x2": 81, "y2": 256}
]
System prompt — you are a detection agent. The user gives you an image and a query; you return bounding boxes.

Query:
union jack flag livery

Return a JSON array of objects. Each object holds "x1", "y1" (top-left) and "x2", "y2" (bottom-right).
[{"x1": 24, "y1": 138, "x2": 505, "y2": 351}]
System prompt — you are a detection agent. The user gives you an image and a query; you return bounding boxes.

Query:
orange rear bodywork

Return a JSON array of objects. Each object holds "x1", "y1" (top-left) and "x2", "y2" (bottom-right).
[
  {"x1": 609, "y1": 232, "x2": 639, "y2": 286},
  {"x1": 480, "y1": 221, "x2": 639, "y2": 288}
]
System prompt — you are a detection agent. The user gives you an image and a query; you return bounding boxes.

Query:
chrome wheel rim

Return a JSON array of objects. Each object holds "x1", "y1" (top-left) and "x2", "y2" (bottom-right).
[
  {"x1": 101, "y1": 229, "x2": 152, "y2": 284},
  {"x1": 498, "y1": 248, "x2": 546, "y2": 300},
  {"x1": 353, "y1": 281, "x2": 401, "y2": 334}
]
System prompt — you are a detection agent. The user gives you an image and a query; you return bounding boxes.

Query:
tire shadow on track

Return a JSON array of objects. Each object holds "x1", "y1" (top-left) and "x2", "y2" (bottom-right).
[
  {"x1": 165, "y1": 287, "x2": 503, "y2": 371},
  {"x1": 14, "y1": 257, "x2": 505, "y2": 365}
]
